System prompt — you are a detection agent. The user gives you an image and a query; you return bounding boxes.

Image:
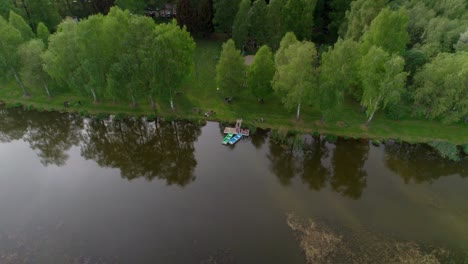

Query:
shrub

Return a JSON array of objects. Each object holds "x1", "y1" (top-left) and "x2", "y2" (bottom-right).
[
  {"x1": 243, "y1": 123, "x2": 257, "y2": 135},
  {"x1": 372, "y1": 139, "x2": 381, "y2": 146},
  {"x1": 6, "y1": 102, "x2": 22, "y2": 109},
  {"x1": 95, "y1": 112, "x2": 109, "y2": 121},
  {"x1": 292, "y1": 134, "x2": 305, "y2": 151},
  {"x1": 24, "y1": 104, "x2": 35, "y2": 111},
  {"x1": 79, "y1": 110, "x2": 90, "y2": 117},
  {"x1": 429, "y1": 141, "x2": 460, "y2": 161},
  {"x1": 271, "y1": 129, "x2": 289, "y2": 145},
  {"x1": 325, "y1": 134, "x2": 338, "y2": 143},
  {"x1": 384, "y1": 104, "x2": 405, "y2": 120},
  {"x1": 463, "y1": 144, "x2": 468, "y2": 155},
  {"x1": 146, "y1": 114, "x2": 156, "y2": 122},
  {"x1": 114, "y1": 113, "x2": 128, "y2": 121},
  {"x1": 312, "y1": 131, "x2": 320, "y2": 138}
]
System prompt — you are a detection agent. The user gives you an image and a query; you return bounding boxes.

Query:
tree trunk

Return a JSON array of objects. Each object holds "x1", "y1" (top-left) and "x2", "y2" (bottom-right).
[
  {"x1": 42, "y1": 79, "x2": 51, "y2": 98},
  {"x1": 131, "y1": 95, "x2": 137, "y2": 108},
  {"x1": 320, "y1": 114, "x2": 325, "y2": 125},
  {"x1": 11, "y1": 68, "x2": 29, "y2": 97},
  {"x1": 90, "y1": 87, "x2": 98, "y2": 104},
  {"x1": 170, "y1": 97, "x2": 174, "y2": 111},
  {"x1": 296, "y1": 102, "x2": 301, "y2": 121},
  {"x1": 365, "y1": 95, "x2": 382, "y2": 127},
  {"x1": 149, "y1": 95, "x2": 155, "y2": 109}
]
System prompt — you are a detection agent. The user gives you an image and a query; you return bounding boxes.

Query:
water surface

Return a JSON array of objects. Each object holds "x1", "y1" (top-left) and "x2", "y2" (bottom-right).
[{"x1": 0, "y1": 108, "x2": 467, "y2": 263}]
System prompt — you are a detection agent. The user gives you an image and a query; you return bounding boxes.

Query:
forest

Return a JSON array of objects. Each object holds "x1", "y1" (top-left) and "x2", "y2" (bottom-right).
[{"x1": 0, "y1": 0, "x2": 467, "y2": 144}]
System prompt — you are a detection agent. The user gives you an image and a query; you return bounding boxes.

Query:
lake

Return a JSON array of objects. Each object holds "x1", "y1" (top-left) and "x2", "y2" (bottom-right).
[{"x1": 0, "y1": 107, "x2": 467, "y2": 263}]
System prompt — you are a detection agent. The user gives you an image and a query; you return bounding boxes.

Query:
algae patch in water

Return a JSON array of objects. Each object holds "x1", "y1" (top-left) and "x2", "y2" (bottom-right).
[{"x1": 286, "y1": 213, "x2": 451, "y2": 264}]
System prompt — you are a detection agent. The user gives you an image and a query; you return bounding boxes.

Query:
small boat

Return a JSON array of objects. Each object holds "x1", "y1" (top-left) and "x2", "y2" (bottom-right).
[
  {"x1": 228, "y1": 134, "x2": 242, "y2": 145},
  {"x1": 222, "y1": 133, "x2": 234, "y2": 145}
]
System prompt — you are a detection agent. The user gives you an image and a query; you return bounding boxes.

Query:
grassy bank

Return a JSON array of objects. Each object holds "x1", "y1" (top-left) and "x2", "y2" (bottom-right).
[{"x1": 1, "y1": 39, "x2": 467, "y2": 145}]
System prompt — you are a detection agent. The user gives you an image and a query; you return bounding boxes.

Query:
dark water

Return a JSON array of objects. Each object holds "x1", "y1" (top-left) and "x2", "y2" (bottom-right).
[{"x1": 0, "y1": 108, "x2": 467, "y2": 263}]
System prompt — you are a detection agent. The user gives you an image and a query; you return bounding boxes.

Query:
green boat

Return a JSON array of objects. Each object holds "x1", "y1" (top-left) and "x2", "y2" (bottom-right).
[{"x1": 222, "y1": 133, "x2": 234, "y2": 145}]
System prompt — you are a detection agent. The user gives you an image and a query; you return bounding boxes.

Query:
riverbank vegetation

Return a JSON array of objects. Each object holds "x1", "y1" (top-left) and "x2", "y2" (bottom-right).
[{"x1": 0, "y1": 0, "x2": 467, "y2": 146}]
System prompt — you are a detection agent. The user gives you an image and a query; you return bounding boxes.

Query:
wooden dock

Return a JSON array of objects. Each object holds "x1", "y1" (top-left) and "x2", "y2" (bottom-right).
[{"x1": 223, "y1": 119, "x2": 250, "y2": 136}]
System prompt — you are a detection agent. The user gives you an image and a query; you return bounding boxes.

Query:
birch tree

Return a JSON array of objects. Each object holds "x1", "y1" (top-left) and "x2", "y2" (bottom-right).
[{"x1": 359, "y1": 46, "x2": 407, "y2": 126}]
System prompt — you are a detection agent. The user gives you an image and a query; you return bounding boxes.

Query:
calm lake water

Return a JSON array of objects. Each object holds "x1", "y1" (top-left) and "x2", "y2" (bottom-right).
[{"x1": 0, "y1": 107, "x2": 467, "y2": 263}]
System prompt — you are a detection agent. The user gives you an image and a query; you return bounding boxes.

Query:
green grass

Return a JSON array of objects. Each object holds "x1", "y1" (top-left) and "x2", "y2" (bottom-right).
[{"x1": 1, "y1": 39, "x2": 467, "y2": 145}]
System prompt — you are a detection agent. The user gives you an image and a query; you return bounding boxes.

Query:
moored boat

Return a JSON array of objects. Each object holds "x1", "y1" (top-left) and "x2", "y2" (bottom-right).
[
  {"x1": 222, "y1": 133, "x2": 234, "y2": 145},
  {"x1": 228, "y1": 134, "x2": 242, "y2": 145}
]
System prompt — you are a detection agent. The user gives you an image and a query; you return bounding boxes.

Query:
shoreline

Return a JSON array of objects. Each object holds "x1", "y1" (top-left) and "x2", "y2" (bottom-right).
[{"x1": 1, "y1": 98, "x2": 467, "y2": 147}]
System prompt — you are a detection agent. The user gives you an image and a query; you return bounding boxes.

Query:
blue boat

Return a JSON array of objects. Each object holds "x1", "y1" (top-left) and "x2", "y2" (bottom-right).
[{"x1": 228, "y1": 134, "x2": 242, "y2": 145}]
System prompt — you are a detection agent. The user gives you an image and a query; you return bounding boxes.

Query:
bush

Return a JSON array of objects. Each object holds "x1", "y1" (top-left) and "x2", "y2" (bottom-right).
[
  {"x1": 95, "y1": 112, "x2": 109, "y2": 121},
  {"x1": 243, "y1": 123, "x2": 257, "y2": 135},
  {"x1": 429, "y1": 141, "x2": 460, "y2": 161},
  {"x1": 146, "y1": 114, "x2": 156, "y2": 122},
  {"x1": 79, "y1": 110, "x2": 90, "y2": 117},
  {"x1": 371, "y1": 139, "x2": 381, "y2": 146},
  {"x1": 312, "y1": 131, "x2": 320, "y2": 138},
  {"x1": 271, "y1": 129, "x2": 289, "y2": 145},
  {"x1": 463, "y1": 144, "x2": 468, "y2": 155},
  {"x1": 24, "y1": 104, "x2": 35, "y2": 111},
  {"x1": 292, "y1": 134, "x2": 305, "y2": 151},
  {"x1": 384, "y1": 104, "x2": 405, "y2": 120},
  {"x1": 114, "y1": 113, "x2": 128, "y2": 121},
  {"x1": 325, "y1": 134, "x2": 338, "y2": 143},
  {"x1": 6, "y1": 102, "x2": 22, "y2": 109}
]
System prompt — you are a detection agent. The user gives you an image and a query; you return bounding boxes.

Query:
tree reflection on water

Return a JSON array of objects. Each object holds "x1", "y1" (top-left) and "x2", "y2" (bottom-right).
[
  {"x1": 385, "y1": 142, "x2": 467, "y2": 183},
  {"x1": 81, "y1": 118, "x2": 201, "y2": 186},
  {"x1": 267, "y1": 137, "x2": 369, "y2": 199},
  {"x1": 0, "y1": 107, "x2": 201, "y2": 186}
]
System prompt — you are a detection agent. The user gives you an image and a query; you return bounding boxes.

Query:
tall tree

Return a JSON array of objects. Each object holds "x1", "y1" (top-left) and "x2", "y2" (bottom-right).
[
  {"x1": 404, "y1": 1, "x2": 435, "y2": 45},
  {"x1": 18, "y1": 39, "x2": 53, "y2": 97},
  {"x1": 176, "y1": 0, "x2": 197, "y2": 33},
  {"x1": 359, "y1": 46, "x2": 407, "y2": 126},
  {"x1": 232, "y1": 0, "x2": 250, "y2": 49},
  {"x1": 248, "y1": 0, "x2": 268, "y2": 46},
  {"x1": 414, "y1": 52, "x2": 468, "y2": 123},
  {"x1": 151, "y1": 20, "x2": 195, "y2": 110},
  {"x1": 420, "y1": 17, "x2": 467, "y2": 56},
  {"x1": 248, "y1": 45, "x2": 275, "y2": 100},
  {"x1": 284, "y1": 0, "x2": 316, "y2": 41},
  {"x1": 273, "y1": 33, "x2": 317, "y2": 120},
  {"x1": 0, "y1": 16, "x2": 28, "y2": 96},
  {"x1": 213, "y1": 0, "x2": 241, "y2": 34},
  {"x1": 266, "y1": 0, "x2": 287, "y2": 50},
  {"x1": 327, "y1": 0, "x2": 353, "y2": 40},
  {"x1": 318, "y1": 39, "x2": 361, "y2": 121},
  {"x1": 216, "y1": 39, "x2": 246, "y2": 96},
  {"x1": 455, "y1": 30, "x2": 468, "y2": 52},
  {"x1": 361, "y1": 8, "x2": 410, "y2": 55},
  {"x1": 8, "y1": 10, "x2": 34, "y2": 41},
  {"x1": 107, "y1": 10, "x2": 153, "y2": 107},
  {"x1": 42, "y1": 18, "x2": 81, "y2": 96},
  {"x1": 0, "y1": 1, "x2": 19, "y2": 19},
  {"x1": 27, "y1": 0, "x2": 62, "y2": 30},
  {"x1": 115, "y1": 0, "x2": 147, "y2": 14},
  {"x1": 342, "y1": 0, "x2": 387, "y2": 40},
  {"x1": 36, "y1": 22, "x2": 50, "y2": 47},
  {"x1": 198, "y1": 0, "x2": 214, "y2": 36}
]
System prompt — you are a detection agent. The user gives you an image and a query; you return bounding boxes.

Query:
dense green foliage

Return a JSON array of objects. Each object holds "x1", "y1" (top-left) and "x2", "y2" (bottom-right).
[
  {"x1": 429, "y1": 141, "x2": 461, "y2": 161},
  {"x1": 18, "y1": 7, "x2": 194, "y2": 107},
  {"x1": 216, "y1": 39, "x2": 245, "y2": 96},
  {"x1": 247, "y1": 45, "x2": 275, "y2": 99},
  {"x1": 273, "y1": 33, "x2": 318, "y2": 120},
  {"x1": 0, "y1": 0, "x2": 467, "y2": 153}
]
